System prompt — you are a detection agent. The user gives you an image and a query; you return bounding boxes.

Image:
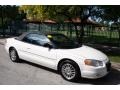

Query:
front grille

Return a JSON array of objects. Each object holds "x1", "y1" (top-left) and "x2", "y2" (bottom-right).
[{"x1": 106, "y1": 62, "x2": 111, "y2": 71}]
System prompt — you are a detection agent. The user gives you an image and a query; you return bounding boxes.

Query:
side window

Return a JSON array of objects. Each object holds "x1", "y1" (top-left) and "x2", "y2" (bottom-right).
[
  {"x1": 22, "y1": 35, "x2": 32, "y2": 43},
  {"x1": 22, "y1": 33, "x2": 50, "y2": 46}
]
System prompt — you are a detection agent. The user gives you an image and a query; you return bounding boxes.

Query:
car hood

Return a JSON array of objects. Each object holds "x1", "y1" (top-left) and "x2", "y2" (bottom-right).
[{"x1": 58, "y1": 45, "x2": 109, "y2": 62}]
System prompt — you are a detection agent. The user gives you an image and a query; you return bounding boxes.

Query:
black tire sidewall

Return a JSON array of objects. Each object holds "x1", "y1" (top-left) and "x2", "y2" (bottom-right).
[{"x1": 9, "y1": 48, "x2": 19, "y2": 62}]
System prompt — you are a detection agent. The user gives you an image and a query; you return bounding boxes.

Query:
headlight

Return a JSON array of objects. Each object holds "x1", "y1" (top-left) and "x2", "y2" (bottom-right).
[{"x1": 84, "y1": 59, "x2": 103, "y2": 67}]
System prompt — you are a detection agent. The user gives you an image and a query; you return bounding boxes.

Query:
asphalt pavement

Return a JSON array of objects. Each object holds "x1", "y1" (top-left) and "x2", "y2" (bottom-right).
[{"x1": 0, "y1": 39, "x2": 120, "y2": 85}]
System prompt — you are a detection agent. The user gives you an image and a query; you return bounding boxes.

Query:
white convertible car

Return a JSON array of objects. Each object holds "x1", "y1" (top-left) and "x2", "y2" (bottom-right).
[{"x1": 5, "y1": 32, "x2": 111, "y2": 81}]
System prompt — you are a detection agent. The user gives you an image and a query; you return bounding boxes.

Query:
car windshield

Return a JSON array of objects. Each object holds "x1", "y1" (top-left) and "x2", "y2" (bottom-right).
[{"x1": 47, "y1": 34, "x2": 80, "y2": 49}]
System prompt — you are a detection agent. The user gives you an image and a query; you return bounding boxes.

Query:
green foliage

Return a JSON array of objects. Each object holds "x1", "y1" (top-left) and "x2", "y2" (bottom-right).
[
  {"x1": 0, "y1": 5, "x2": 26, "y2": 27},
  {"x1": 19, "y1": 5, "x2": 47, "y2": 21},
  {"x1": 21, "y1": 5, "x2": 106, "y2": 43},
  {"x1": 20, "y1": 5, "x2": 101, "y2": 23},
  {"x1": 44, "y1": 5, "x2": 85, "y2": 22},
  {"x1": 44, "y1": 5, "x2": 105, "y2": 23},
  {"x1": 100, "y1": 6, "x2": 120, "y2": 23}
]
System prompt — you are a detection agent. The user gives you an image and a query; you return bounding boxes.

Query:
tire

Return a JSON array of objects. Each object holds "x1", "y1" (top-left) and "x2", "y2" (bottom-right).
[
  {"x1": 59, "y1": 60, "x2": 81, "y2": 81},
  {"x1": 9, "y1": 48, "x2": 20, "y2": 62}
]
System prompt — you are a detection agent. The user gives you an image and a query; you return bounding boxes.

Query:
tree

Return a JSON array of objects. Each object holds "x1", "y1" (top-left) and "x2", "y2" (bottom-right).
[
  {"x1": 100, "y1": 6, "x2": 120, "y2": 23},
  {"x1": 100, "y1": 6, "x2": 120, "y2": 42},
  {"x1": 19, "y1": 5, "x2": 105, "y2": 44},
  {"x1": 19, "y1": 5, "x2": 47, "y2": 22},
  {"x1": 44, "y1": 5, "x2": 102, "y2": 44},
  {"x1": 0, "y1": 5, "x2": 26, "y2": 36}
]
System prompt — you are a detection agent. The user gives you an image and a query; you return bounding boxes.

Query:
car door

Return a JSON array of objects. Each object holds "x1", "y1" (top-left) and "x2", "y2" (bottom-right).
[{"x1": 20, "y1": 33, "x2": 57, "y2": 69}]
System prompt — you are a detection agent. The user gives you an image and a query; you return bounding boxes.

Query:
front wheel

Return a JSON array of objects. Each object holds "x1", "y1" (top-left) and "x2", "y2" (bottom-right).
[
  {"x1": 9, "y1": 48, "x2": 20, "y2": 62},
  {"x1": 59, "y1": 60, "x2": 81, "y2": 81}
]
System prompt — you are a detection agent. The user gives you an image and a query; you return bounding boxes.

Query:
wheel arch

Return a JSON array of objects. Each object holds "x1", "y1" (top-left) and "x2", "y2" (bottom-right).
[
  {"x1": 9, "y1": 46, "x2": 15, "y2": 52},
  {"x1": 57, "y1": 58, "x2": 81, "y2": 73}
]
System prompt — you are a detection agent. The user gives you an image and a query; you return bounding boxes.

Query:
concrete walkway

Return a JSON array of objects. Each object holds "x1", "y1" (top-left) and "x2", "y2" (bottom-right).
[{"x1": 112, "y1": 62, "x2": 120, "y2": 71}]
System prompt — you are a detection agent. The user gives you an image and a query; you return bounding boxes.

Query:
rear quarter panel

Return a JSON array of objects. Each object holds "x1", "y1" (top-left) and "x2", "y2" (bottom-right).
[{"x1": 5, "y1": 38, "x2": 16, "y2": 53}]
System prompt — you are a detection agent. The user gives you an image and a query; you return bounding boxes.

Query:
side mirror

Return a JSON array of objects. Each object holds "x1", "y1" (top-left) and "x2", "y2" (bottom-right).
[{"x1": 43, "y1": 43, "x2": 53, "y2": 49}]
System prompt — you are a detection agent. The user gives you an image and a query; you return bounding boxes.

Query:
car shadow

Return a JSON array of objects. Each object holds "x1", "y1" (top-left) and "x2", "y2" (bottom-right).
[{"x1": 20, "y1": 60, "x2": 120, "y2": 85}]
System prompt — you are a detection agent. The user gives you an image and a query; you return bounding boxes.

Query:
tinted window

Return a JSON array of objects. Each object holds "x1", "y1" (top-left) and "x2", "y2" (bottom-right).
[
  {"x1": 47, "y1": 34, "x2": 80, "y2": 49},
  {"x1": 22, "y1": 33, "x2": 50, "y2": 46}
]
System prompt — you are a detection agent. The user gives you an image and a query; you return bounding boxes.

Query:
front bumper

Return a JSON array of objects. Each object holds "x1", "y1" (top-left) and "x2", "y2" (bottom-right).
[{"x1": 81, "y1": 62, "x2": 111, "y2": 79}]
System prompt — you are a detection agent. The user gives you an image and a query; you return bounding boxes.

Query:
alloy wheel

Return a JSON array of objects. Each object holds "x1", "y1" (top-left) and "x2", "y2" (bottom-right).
[{"x1": 61, "y1": 63, "x2": 76, "y2": 80}]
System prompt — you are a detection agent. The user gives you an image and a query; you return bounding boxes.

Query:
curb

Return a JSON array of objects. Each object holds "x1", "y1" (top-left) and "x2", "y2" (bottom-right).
[{"x1": 112, "y1": 62, "x2": 120, "y2": 71}]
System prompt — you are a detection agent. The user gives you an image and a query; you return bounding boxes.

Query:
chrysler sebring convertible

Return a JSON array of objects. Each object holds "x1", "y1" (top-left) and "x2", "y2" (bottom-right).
[{"x1": 5, "y1": 32, "x2": 111, "y2": 81}]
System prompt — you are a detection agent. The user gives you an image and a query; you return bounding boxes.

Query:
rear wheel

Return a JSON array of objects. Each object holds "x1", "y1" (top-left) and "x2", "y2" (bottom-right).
[
  {"x1": 9, "y1": 48, "x2": 20, "y2": 62},
  {"x1": 59, "y1": 60, "x2": 81, "y2": 81}
]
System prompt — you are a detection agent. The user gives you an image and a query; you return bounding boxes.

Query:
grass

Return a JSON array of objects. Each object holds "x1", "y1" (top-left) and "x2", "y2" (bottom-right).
[
  {"x1": 108, "y1": 56, "x2": 120, "y2": 63},
  {"x1": 102, "y1": 49, "x2": 120, "y2": 63}
]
